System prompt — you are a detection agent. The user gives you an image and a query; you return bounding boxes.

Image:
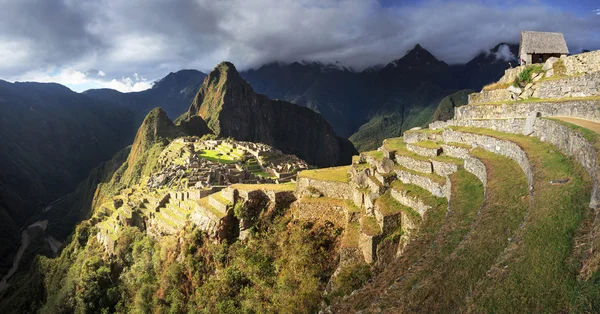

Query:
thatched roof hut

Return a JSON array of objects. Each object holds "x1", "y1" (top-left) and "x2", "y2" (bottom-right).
[{"x1": 519, "y1": 31, "x2": 569, "y2": 64}]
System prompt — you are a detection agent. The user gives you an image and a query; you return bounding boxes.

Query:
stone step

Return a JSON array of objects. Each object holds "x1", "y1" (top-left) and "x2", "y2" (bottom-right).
[
  {"x1": 197, "y1": 197, "x2": 228, "y2": 221},
  {"x1": 406, "y1": 141, "x2": 442, "y2": 157},
  {"x1": 154, "y1": 211, "x2": 180, "y2": 233}
]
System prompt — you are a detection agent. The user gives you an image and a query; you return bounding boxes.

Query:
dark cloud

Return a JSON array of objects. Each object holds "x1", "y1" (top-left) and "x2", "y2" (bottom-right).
[{"x1": 0, "y1": 0, "x2": 599, "y2": 91}]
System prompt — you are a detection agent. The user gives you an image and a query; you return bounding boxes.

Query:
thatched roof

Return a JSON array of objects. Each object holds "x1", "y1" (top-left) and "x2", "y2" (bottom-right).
[{"x1": 519, "y1": 31, "x2": 569, "y2": 56}]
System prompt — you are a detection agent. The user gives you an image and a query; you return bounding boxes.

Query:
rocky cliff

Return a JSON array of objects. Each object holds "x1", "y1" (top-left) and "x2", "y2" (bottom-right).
[{"x1": 186, "y1": 62, "x2": 357, "y2": 167}]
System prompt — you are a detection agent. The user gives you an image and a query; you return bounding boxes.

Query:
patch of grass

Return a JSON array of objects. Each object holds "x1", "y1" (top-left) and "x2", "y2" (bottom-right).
[
  {"x1": 382, "y1": 137, "x2": 405, "y2": 152},
  {"x1": 364, "y1": 150, "x2": 384, "y2": 160},
  {"x1": 376, "y1": 192, "x2": 419, "y2": 218},
  {"x1": 198, "y1": 149, "x2": 237, "y2": 164},
  {"x1": 553, "y1": 59, "x2": 567, "y2": 76},
  {"x1": 341, "y1": 222, "x2": 360, "y2": 248},
  {"x1": 298, "y1": 166, "x2": 350, "y2": 183},
  {"x1": 390, "y1": 180, "x2": 446, "y2": 209},
  {"x1": 409, "y1": 140, "x2": 441, "y2": 149},
  {"x1": 482, "y1": 81, "x2": 511, "y2": 91},
  {"x1": 361, "y1": 214, "x2": 381, "y2": 236}
]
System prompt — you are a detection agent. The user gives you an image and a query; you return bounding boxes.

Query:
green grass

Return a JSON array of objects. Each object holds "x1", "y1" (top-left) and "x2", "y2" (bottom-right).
[
  {"x1": 442, "y1": 126, "x2": 594, "y2": 311},
  {"x1": 405, "y1": 128, "x2": 443, "y2": 134},
  {"x1": 393, "y1": 148, "x2": 529, "y2": 313},
  {"x1": 198, "y1": 197, "x2": 227, "y2": 219},
  {"x1": 382, "y1": 137, "x2": 405, "y2": 151},
  {"x1": 445, "y1": 127, "x2": 592, "y2": 313},
  {"x1": 341, "y1": 222, "x2": 360, "y2": 248},
  {"x1": 198, "y1": 149, "x2": 237, "y2": 164},
  {"x1": 364, "y1": 150, "x2": 384, "y2": 160},
  {"x1": 298, "y1": 166, "x2": 350, "y2": 183},
  {"x1": 376, "y1": 192, "x2": 420, "y2": 219},
  {"x1": 408, "y1": 140, "x2": 441, "y2": 149},
  {"x1": 376, "y1": 169, "x2": 484, "y2": 311},
  {"x1": 361, "y1": 214, "x2": 381, "y2": 236},
  {"x1": 390, "y1": 180, "x2": 446, "y2": 209}
]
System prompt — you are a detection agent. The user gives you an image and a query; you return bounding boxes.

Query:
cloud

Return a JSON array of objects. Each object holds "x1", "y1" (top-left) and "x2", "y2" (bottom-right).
[
  {"x1": 16, "y1": 67, "x2": 153, "y2": 93},
  {"x1": 492, "y1": 44, "x2": 517, "y2": 62},
  {"x1": 595, "y1": 9, "x2": 600, "y2": 15},
  {"x1": 0, "y1": 0, "x2": 599, "y2": 91}
]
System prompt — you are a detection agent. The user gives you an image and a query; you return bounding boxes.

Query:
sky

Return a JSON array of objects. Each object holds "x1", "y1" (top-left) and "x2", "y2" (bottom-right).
[{"x1": 0, "y1": 0, "x2": 599, "y2": 93}]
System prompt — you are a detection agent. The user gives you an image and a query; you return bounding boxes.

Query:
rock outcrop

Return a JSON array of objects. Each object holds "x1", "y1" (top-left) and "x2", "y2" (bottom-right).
[{"x1": 185, "y1": 62, "x2": 357, "y2": 167}]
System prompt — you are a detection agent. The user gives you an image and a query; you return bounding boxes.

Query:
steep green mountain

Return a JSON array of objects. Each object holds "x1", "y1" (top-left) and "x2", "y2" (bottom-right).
[
  {"x1": 0, "y1": 81, "x2": 134, "y2": 272},
  {"x1": 185, "y1": 62, "x2": 357, "y2": 167},
  {"x1": 432, "y1": 89, "x2": 474, "y2": 122}
]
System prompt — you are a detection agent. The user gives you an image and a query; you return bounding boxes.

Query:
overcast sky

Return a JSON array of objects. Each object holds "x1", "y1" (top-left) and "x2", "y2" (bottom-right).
[{"x1": 1, "y1": 0, "x2": 599, "y2": 92}]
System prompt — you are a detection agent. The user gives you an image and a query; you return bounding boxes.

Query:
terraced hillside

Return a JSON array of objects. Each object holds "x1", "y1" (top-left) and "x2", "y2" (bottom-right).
[{"x1": 318, "y1": 50, "x2": 600, "y2": 313}]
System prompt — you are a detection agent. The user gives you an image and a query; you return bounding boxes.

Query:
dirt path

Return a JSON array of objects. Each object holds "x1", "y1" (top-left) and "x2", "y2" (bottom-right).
[{"x1": 554, "y1": 116, "x2": 600, "y2": 134}]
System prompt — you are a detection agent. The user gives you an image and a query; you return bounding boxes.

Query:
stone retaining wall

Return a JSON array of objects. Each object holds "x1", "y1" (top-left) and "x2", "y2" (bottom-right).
[
  {"x1": 296, "y1": 177, "x2": 353, "y2": 200},
  {"x1": 441, "y1": 144, "x2": 470, "y2": 159},
  {"x1": 535, "y1": 73, "x2": 600, "y2": 99},
  {"x1": 393, "y1": 168, "x2": 448, "y2": 198},
  {"x1": 406, "y1": 143, "x2": 441, "y2": 157},
  {"x1": 390, "y1": 188, "x2": 430, "y2": 216},
  {"x1": 395, "y1": 155, "x2": 432, "y2": 173},
  {"x1": 468, "y1": 89, "x2": 513, "y2": 104},
  {"x1": 431, "y1": 160, "x2": 459, "y2": 176},
  {"x1": 442, "y1": 129, "x2": 534, "y2": 192},
  {"x1": 293, "y1": 197, "x2": 349, "y2": 227},
  {"x1": 403, "y1": 130, "x2": 444, "y2": 143},
  {"x1": 455, "y1": 100, "x2": 600, "y2": 123},
  {"x1": 464, "y1": 157, "x2": 488, "y2": 192},
  {"x1": 448, "y1": 117, "x2": 598, "y2": 207},
  {"x1": 562, "y1": 50, "x2": 600, "y2": 76}
]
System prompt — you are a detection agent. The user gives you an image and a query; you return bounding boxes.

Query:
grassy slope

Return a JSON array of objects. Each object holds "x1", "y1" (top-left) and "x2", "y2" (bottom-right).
[{"x1": 448, "y1": 127, "x2": 592, "y2": 313}]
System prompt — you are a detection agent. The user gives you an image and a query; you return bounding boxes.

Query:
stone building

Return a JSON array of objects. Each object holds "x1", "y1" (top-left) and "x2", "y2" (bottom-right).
[{"x1": 519, "y1": 30, "x2": 568, "y2": 65}]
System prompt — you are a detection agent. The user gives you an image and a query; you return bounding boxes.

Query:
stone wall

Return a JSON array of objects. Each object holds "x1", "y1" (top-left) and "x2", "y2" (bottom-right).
[
  {"x1": 442, "y1": 129, "x2": 534, "y2": 193},
  {"x1": 498, "y1": 66, "x2": 526, "y2": 84},
  {"x1": 393, "y1": 168, "x2": 448, "y2": 198},
  {"x1": 562, "y1": 50, "x2": 600, "y2": 76},
  {"x1": 390, "y1": 188, "x2": 430, "y2": 216},
  {"x1": 455, "y1": 100, "x2": 600, "y2": 123},
  {"x1": 468, "y1": 89, "x2": 513, "y2": 104},
  {"x1": 403, "y1": 130, "x2": 444, "y2": 143},
  {"x1": 535, "y1": 73, "x2": 600, "y2": 99},
  {"x1": 293, "y1": 197, "x2": 357, "y2": 226},
  {"x1": 296, "y1": 177, "x2": 353, "y2": 200},
  {"x1": 395, "y1": 155, "x2": 432, "y2": 173},
  {"x1": 464, "y1": 156, "x2": 488, "y2": 192}
]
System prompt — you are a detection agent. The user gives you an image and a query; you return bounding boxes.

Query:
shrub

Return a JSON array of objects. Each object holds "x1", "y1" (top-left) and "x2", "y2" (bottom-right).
[
  {"x1": 330, "y1": 262, "x2": 372, "y2": 298},
  {"x1": 514, "y1": 64, "x2": 543, "y2": 87}
]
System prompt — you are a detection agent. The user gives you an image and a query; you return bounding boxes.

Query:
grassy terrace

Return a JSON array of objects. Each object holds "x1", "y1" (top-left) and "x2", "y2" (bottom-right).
[
  {"x1": 374, "y1": 169, "x2": 484, "y2": 311},
  {"x1": 385, "y1": 137, "x2": 463, "y2": 166},
  {"x1": 471, "y1": 95, "x2": 600, "y2": 106},
  {"x1": 298, "y1": 166, "x2": 350, "y2": 183},
  {"x1": 198, "y1": 197, "x2": 227, "y2": 219},
  {"x1": 390, "y1": 180, "x2": 446, "y2": 210},
  {"x1": 363, "y1": 150, "x2": 384, "y2": 160},
  {"x1": 405, "y1": 128, "x2": 444, "y2": 134},
  {"x1": 393, "y1": 164, "x2": 446, "y2": 185},
  {"x1": 361, "y1": 213, "x2": 381, "y2": 236},
  {"x1": 231, "y1": 183, "x2": 296, "y2": 192},
  {"x1": 547, "y1": 117, "x2": 600, "y2": 165},
  {"x1": 390, "y1": 148, "x2": 529, "y2": 312},
  {"x1": 408, "y1": 140, "x2": 441, "y2": 149},
  {"x1": 341, "y1": 222, "x2": 360, "y2": 248},
  {"x1": 376, "y1": 192, "x2": 420, "y2": 220},
  {"x1": 440, "y1": 127, "x2": 592, "y2": 312},
  {"x1": 335, "y1": 171, "x2": 450, "y2": 312}
]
